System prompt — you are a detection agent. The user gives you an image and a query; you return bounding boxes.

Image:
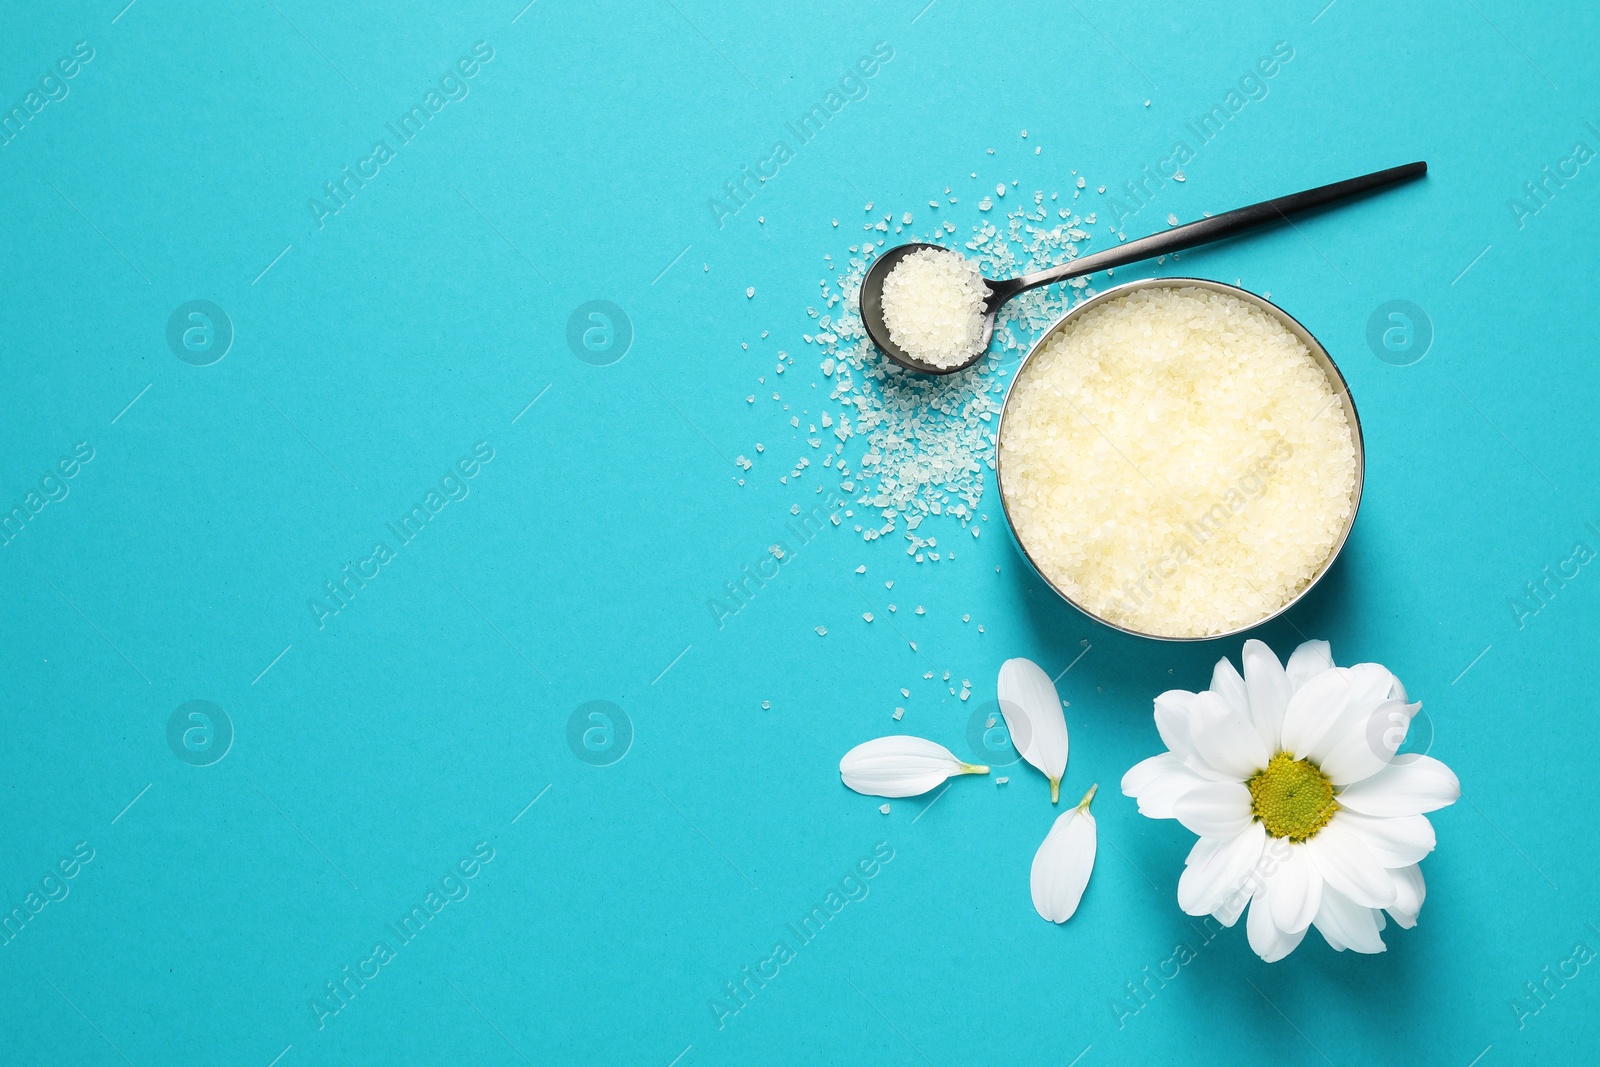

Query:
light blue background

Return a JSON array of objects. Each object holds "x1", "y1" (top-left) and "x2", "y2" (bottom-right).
[{"x1": 1, "y1": 1, "x2": 1595, "y2": 1064}]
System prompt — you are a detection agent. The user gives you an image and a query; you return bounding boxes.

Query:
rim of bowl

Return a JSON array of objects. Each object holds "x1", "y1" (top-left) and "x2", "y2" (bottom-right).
[{"x1": 994, "y1": 276, "x2": 1366, "y2": 643}]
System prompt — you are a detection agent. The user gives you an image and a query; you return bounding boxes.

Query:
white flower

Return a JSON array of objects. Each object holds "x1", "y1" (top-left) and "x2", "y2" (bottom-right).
[
  {"x1": 997, "y1": 657, "x2": 1070, "y2": 802},
  {"x1": 1121, "y1": 639, "x2": 1459, "y2": 962},
  {"x1": 840, "y1": 735, "x2": 989, "y2": 797},
  {"x1": 1031, "y1": 784, "x2": 1098, "y2": 922}
]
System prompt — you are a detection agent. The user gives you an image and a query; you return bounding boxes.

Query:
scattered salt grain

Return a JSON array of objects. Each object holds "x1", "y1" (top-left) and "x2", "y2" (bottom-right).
[
  {"x1": 996, "y1": 777, "x2": 1009, "y2": 785},
  {"x1": 893, "y1": 707, "x2": 904, "y2": 720},
  {"x1": 862, "y1": 613, "x2": 874, "y2": 623},
  {"x1": 746, "y1": 287, "x2": 755, "y2": 298},
  {"x1": 880, "y1": 803, "x2": 891, "y2": 814},
  {"x1": 815, "y1": 625, "x2": 828, "y2": 636}
]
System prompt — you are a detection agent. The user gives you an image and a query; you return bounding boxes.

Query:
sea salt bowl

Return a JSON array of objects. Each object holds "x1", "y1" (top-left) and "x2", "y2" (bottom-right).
[{"x1": 995, "y1": 277, "x2": 1366, "y2": 642}]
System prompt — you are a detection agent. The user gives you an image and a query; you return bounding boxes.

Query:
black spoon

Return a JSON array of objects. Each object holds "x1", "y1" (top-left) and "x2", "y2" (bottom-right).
[{"x1": 859, "y1": 161, "x2": 1427, "y2": 375}]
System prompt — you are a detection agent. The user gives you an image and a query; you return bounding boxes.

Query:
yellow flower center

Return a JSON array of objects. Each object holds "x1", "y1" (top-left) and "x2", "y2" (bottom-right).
[{"x1": 1246, "y1": 752, "x2": 1338, "y2": 841}]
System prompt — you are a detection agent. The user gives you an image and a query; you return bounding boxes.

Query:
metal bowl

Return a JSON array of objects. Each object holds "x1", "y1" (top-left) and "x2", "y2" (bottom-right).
[{"x1": 994, "y1": 277, "x2": 1365, "y2": 642}]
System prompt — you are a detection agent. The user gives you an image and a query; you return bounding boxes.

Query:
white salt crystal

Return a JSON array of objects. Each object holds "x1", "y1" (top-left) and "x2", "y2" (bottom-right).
[
  {"x1": 815, "y1": 626, "x2": 828, "y2": 636},
  {"x1": 880, "y1": 803, "x2": 891, "y2": 814},
  {"x1": 862, "y1": 612, "x2": 874, "y2": 623},
  {"x1": 746, "y1": 287, "x2": 755, "y2": 298}
]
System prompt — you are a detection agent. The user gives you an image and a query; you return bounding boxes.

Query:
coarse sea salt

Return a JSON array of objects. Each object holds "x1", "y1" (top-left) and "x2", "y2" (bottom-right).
[
  {"x1": 764, "y1": 176, "x2": 1104, "y2": 558},
  {"x1": 998, "y1": 286, "x2": 1357, "y2": 639},
  {"x1": 878, "y1": 247, "x2": 992, "y2": 370}
]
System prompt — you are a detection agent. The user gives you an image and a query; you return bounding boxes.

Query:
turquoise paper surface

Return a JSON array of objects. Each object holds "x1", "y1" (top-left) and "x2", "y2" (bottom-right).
[{"x1": 2, "y1": 1, "x2": 1596, "y2": 1063}]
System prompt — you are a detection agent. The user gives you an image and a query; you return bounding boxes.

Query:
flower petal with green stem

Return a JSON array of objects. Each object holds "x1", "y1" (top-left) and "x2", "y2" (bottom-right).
[
  {"x1": 839, "y1": 735, "x2": 988, "y2": 798},
  {"x1": 997, "y1": 657, "x2": 1070, "y2": 803},
  {"x1": 1030, "y1": 785, "x2": 1098, "y2": 923}
]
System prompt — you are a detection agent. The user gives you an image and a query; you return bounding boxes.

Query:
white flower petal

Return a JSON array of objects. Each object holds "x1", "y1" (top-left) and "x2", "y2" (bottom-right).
[
  {"x1": 1285, "y1": 639, "x2": 1334, "y2": 692},
  {"x1": 1388, "y1": 673, "x2": 1409, "y2": 703},
  {"x1": 839, "y1": 735, "x2": 985, "y2": 798},
  {"x1": 1311, "y1": 887, "x2": 1387, "y2": 954},
  {"x1": 1241, "y1": 639, "x2": 1291, "y2": 753},
  {"x1": 1031, "y1": 789, "x2": 1098, "y2": 922},
  {"x1": 1185, "y1": 833, "x2": 1223, "y2": 868},
  {"x1": 1153, "y1": 690, "x2": 1235, "y2": 782},
  {"x1": 1178, "y1": 822, "x2": 1265, "y2": 917},
  {"x1": 1281, "y1": 666, "x2": 1392, "y2": 768},
  {"x1": 1385, "y1": 865, "x2": 1426, "y2": 929},
  {"x1": 1173, "y1": 782, "x2": 1254, "y2": 839},
  {"x1": 1335, "y1": 755, "x2": 1461, "y2": 817},
  {"x1": 1263, "y1": 841, "x2": 1322, "y2": 933},
  {"x1": 1278, "y1": 668, "x2": 1347, "y2": 758},
  {"x1": 1304, "y1": 817, "x2": 1398, "y2": 908},
  {"x1": 997, "y1": 657, "x2": 1070, "y2": 803},
  {"x1": 1211, "y1": 655, "x2": 1251, "y2": 721},
  {"x1": 1187, "y1": 691, "x2": 1269, "y2": 781},
  {"x1": 1317, "y1": 699, "x2": 1420, "y2": 786},
  {"x1": 1121, "y1": 753, "x2": 1211, "y2": 819},
  {"x1": 1247, "y1": 891, "x2": 1308, "y2": 963},
  {"x1": 1336, "y1": 811, "x2": 1436, "y2": 868},
  {"x1": 1211, "y1": 887, "x2": 1250, "y2": 928}
]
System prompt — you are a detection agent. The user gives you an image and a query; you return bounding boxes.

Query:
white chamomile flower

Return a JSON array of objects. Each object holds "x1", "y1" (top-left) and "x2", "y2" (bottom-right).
[
  {"x1": 997, "y1": 657, "x2": 1070, "y2": 802},
  {"x1": 1121, "y1": 639, "x2": 1459, "y2": 962},
  {"x1": 840, "y1": 735, "x2": 989, "y2": 798},
  {"x1": 1031, "y1": 784, "x2": 1098, "y2": 922}
]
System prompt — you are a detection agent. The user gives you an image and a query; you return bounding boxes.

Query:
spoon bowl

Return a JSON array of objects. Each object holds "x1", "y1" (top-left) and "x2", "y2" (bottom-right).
[{"x1": 858, "y1": 242, "x2": 1005, "y2": 375}]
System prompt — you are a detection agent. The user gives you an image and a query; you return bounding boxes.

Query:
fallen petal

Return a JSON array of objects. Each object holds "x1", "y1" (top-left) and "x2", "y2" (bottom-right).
[
  {"x1": 839, "y1": 735, "x2": 988, "y2": 798},
  {"x1": 1031, "y1": 785, "x2": 1098, "y2": 922},
  {"x1": 997, "y1": 657, "x2": 1070, "y2": 803}
]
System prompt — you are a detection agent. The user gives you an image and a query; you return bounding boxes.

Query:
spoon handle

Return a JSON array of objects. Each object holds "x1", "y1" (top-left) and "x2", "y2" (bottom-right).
[{"x1": 1004, "y1": 161, "x2": 1427, "y2": 297}]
